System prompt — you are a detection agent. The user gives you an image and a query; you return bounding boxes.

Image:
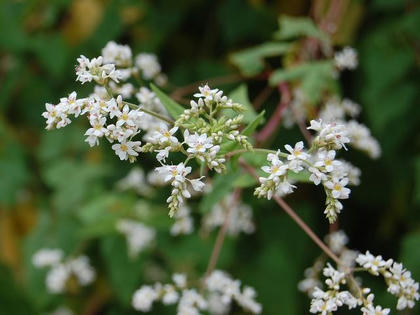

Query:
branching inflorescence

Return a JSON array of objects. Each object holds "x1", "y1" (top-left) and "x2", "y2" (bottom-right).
[{"x1": 39, "y1": 38, "x2": 418, "y2": 315}]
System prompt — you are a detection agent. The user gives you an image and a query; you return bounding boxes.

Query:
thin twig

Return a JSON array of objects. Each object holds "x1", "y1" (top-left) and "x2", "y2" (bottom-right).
[
  {"x1": 238, "y1": 159, "x2": 341, "y2": 265},
  {"x1": 255, "y1": 82, "x2": 291, "y2": 143},
  {"x1": 204, "y1": 189, "x2": 241, "y2": 278},
  {"x1": 252, "y1": 85, "x2": 274, "y2": 110}
]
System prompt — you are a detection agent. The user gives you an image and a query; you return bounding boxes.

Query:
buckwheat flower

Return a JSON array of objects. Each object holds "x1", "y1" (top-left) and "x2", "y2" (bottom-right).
[
  {"x1": 194, "y1": 84, "x2": 219, "y2": 102},
  {"x1": 155, "y1": 147, "x2": 171, "y2": 162},
  {"x1": 177, "y1": 289, "x2": 208, "y2": 314},
  {"x1": 116, "y1": 105, "x2": 138, "y2": 127},
  {"x1": 334, "y1": 47, "x2": 358, "y2": 71},
  {"x1": 203, "y1": 194, "x2": 255, "y2": 236},
  {"x1": 116, "y1": 219, "x2": 156, "y2": 257},
  {"x1": 61, "y1": 91, "x2": 84, "y2": 117},
  {"x1": 310, "y1": 296, "x2": 338, "y2": 314},
  {"x1": 153, "y1": 124, "x2": 179, "y2": 145},
  {"x1": 85, "y1": 117, "x2": 108, "y2": 145},
  {"x1": 116, "y1": 167, "x2": 153, "y2": 195},
  {"x1": 32, "y1": 249, "x2": 63, "y2": 268},
  {"x1": 170, "y1": 206, "x2": 193, "y2": 236},
  {"x1": 189, "y1": 177, "x2": 206, "y2": 191},
  {"x1": 308, "y1": 120, "x2": 350, "y2": 150},
  {"x1": 76, "y1": 55, "x2": 122, "y2": 84},
  {"x1": 342, "y1": 99, "x2": 361, "y2": 117},
  {"x1": 345, "y1": 121, "x2": 381, "y2": 159},
  {"x1": 101, "y1": 41, "x2": 132, "y2": 67},
  {"x1": 325, "y1": 177, "x2": 350, "y2": 199},
  {"x1": 106, "y1": 124, "x2": 134, "y2": 143},
  {"x1": 132, "y1": 285, "x2": 159, "y2": 311},
  {"x1": 360, "y1": 305, "x2": 390, "y2": 315},
  {"x1": 46, "y1": 264, "x2": 70, "y2": 293},
  {"x1": 173, "y1": 273, "x2": 187, "y2": 289},
  {"x1": 356, "y1": 251, "x2": 392, "y2": 276},
  {"x1": 112, "y1": 141, "x2": 141, "y2": 161},
  {"x1": 314, "y1": 150, "x2": 341, "y2": 173},
  {"x1": 325, "y1": 231, "x2": 348, "y2": 254},
  {"x1": 285, "y1": 141, "x2": 310, "y2": 161},
  {"x1": 157, "y1": 163, "x2": 192, "y2": 183},
  {"x1": 262, "y1": 153, "x2": 288, "y2": 179},
  {"x1": 69, "y1": 256, "x2": 96, "y2": 286},
  {"x1": 184, "y1": 131, "x2": 214, "y2": 157},
  {"x1": 308, "y1": 166, "x2": 327, "y2": 185},
  {"x1": 135, "y1": 53, "x2": 161, "y2": 80}
]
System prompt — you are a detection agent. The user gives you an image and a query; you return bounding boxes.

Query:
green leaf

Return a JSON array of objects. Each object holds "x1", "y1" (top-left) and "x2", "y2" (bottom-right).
[
  {"x1": 150, "y1": 83, "x2": 185, "y2": 119},
  {"x1": 242, "y1": 110, "x2": 265, "y2": 136},
  {"x1": 273, "y1": 15, "x2": 329, "y2": 43},
  {"x1": 229, "y1": 42, "x2": 291, "y2": 76},
  {"x1": 224, "y1": 84, "x2": 257, "y2": 123},
  {"x1": 269, "y1": 61, "x2": 334, "y2": 104},
  {"x1": 0, "y1": 264, "x2": 36, "y2": 315},
  {"x1": 101, "y1": 235, "x2": 146, "y2": 305}
]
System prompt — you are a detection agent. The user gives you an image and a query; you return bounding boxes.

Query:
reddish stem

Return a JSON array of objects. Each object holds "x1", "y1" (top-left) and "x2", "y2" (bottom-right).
[
  {"x1": 255, "y1": 82, "x2": 291, "y2": 143},
  {"x1": 204, "y1": 189, "x2": 241, "y2": 278},
  {"x1": 239, "y1": 159, "x2": 341, "y2": 265}
]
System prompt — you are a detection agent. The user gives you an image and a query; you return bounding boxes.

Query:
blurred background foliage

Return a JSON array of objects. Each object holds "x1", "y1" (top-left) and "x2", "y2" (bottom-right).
[{"x1": 0, "y1": 0, "x2": 419, "y2": 314}]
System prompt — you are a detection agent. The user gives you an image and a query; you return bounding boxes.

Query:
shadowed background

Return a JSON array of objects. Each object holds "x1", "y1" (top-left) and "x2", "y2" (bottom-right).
[{"x1": 0, "y1": 0, "x2": 419, "y2": 314}]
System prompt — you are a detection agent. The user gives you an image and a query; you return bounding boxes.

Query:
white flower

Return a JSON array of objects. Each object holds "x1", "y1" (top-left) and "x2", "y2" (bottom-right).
[
  {"x1": 32, "y1": 249, "x2": 63, "y2": 267},
  {"x1": 156, "y1": 163, "x2": 192, "y2": 183},
  {"x1": 356, "y1": 251, "x2": 392, "y2": 276},
  {"x1": 308, "y1": 120, "x2": 350, "y2": 150},
  {"x1": 132, "y1": 285, "x2": 159, "y2": 311},
  {"x1": 325, "y1": 231, "x2": 348, "y2": 254},
  {"x1": 116, "y1": 105, "x2": 140, "y2": 127},
  {"x1": 361, "y1": 304, "x2": 390, "y2": 315},
  {"x1": 153, "y1": 124, "x2": 179, "y2": 145},
  {"x1": 184, "y1": 131, "x2": 214, "y2": 157},
  {"x1": 173, "y1": 273, "x2": 187, "y2": 288},
  {"x1": 334, "y1": 47, "x2": 358, "y2": 71},
  {"x1": 314, "y1": 150, "x2": 341, "y2": 173},
  {"x1": 76, "y1": 55, "x2": 122, "y2": 84},
  {"x1": 101, "y1": 41, "x2": 132, "y2": 67},
  {"x1": 112, "y1": 141, "x2": 141, "y2": 161},
  {"x1": 325, "y1": 177, "x2": 351, "y2": 199},
  {"x1": 85, "y1": 116, "x2": 108, "y2": 139},
  {"x1": 116, "y1": 219, "x2": 156, "y2": 257},
  {"x1": 194, "y1": 84, "x2": 219, "y2": 102},
  {"x1": 308, "y1": 166, "x2": 327, "y2": 185},
  {"x1": 135, "y1": 53, "x2": 161, "y2": 80},
  {"x1": 46, "y1": 264, "x2": 70, "y2": 293},
  {"x1": 69, "y1": 256, "x2": 96, "y2": 285},
  {"x1": 156, "y1": 147, "x2": 171, "y2": 162},
  {"x1": 262, "y1": 152, "x2": 288, "y2": 179},
  {"x1": 116, "y1": 167, "x2": 153, "y2": 195},
  {"x1": 285, "y1": 141, "x2": 309, "y2": 161}
]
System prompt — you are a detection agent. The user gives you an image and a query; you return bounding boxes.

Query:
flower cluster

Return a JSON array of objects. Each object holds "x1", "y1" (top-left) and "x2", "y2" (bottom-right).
[
  {"x1": 156, "y1": 163, "x2": 205, "y2": 217},
  {"x1": 43, "y1": 42, "x2": 169, "y2": 163},
  {"x1": 116, "y1": 219, "x2": 156, "y2": 257},
  {"x1": 132, "y1": 270, "x2": 261, "y2": 314},
  {"x1": 32, "y1": 249, "x2": 95, "y2": 294},
  {"x1": 203, "y1": 193, "x2": 256, "y2": 236},
  {"x1": 170, "y1": 205, "x2": 194, "y2": 236},
  {"x1": 255, "y1": 124, "x2": 359, "y2": 223},
  {"x1": 356, "y1": 251, "x2": 420, "y2": 310},
  {"x1": 334, "y1": 46, "x2": 358, "y2": 71},
  {"x1": 116, "y1": 167, "x2": 153, "y2": 195},
  {"x1": 300, "y1": 231, "x2": 419, "y2": 314}
]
